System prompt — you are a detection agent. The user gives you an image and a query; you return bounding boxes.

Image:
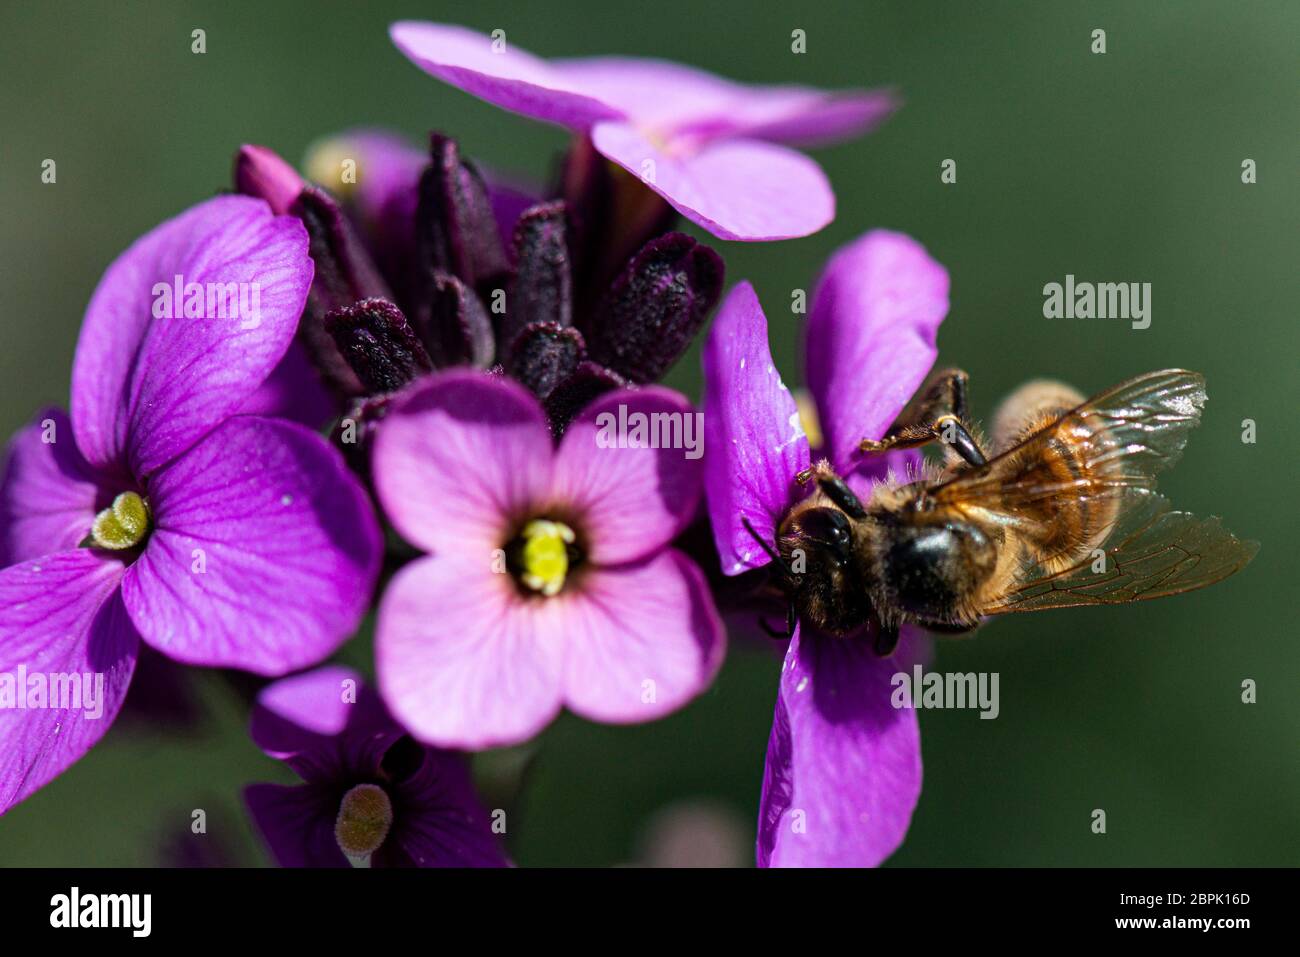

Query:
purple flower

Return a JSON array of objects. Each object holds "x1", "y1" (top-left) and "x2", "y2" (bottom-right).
[
  {"x1": 700, "y1": 230, "x2": 950, "y2": 866},
  {"x1": 371, "y1": 370, "x2": 725, "y2": 749},
  {"x1": 0, "y1": 196, "x2": 382, "y2": 813},
  {"x1": 245, "y1": 665, "x2": 507, "y2": 867},
  {"x1": 389, "y1": 21, "x2": 897, "y2": 241}
]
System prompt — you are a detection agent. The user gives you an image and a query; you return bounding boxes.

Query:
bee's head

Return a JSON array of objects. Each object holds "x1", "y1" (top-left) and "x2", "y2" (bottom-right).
[{"x1": 776, "y1": 504, "x2": 873, "y2": 635}]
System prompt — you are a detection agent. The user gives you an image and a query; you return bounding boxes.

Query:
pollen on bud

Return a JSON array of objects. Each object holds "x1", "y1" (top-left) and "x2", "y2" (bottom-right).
[
  {"x1": 520, "y1": 519, "x2": 576, "y2": 597},
  {"x1": 335, "y1": 783, "x2": 394, "y2": 860},
  {"x1": 233, "y1": 144, "x2": 304, "y2": 216},
  {"x1": 89, "y1": 491, "x2": 150, "y2": 551}
]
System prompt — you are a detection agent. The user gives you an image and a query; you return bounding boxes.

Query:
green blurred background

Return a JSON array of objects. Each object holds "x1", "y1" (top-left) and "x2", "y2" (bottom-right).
[{"x1": 1, "y1": 0, "x2": 1295, "y2": 866}]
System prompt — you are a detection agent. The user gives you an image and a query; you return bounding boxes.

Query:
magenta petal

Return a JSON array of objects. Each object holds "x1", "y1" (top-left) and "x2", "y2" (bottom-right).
[
  {"x1": 551, "y1": 56, "x2": 896, "y2": 148},
  {"x1": 380, "y1": 753, "x2": 511, "y2": 867},
  {"x1": 757, "y1": 625, "x2": 922, "y2": 868},
  {"x1": 245, "y1": 782, "x2": 349, "y2": 868},
  {"x1": 702, "y1": 282, "x2": 809, "y2": 576},
  {"x1": 377, "y1": 554, "x2": 564, "y2": 749},
  {"x1": 70, "y1": 195, "x2": 313, "y2": 478},
  {"x1": 554, "y1": 387, "x2": 702, "y2": 565},
  {"x1": 372, "y1": 371, "x2": 553, "y2": 554},
  {"x1": 805, "y1": 230, "x2": 949, "y2": 473},
  {"x1": 549, "y1": 56, "x2": 744, "y2": 127},
  {"x1": 238, "y1": 341, "x2": 338, "y2": 429},
  {"x1": 562, "y1": 550, "x2": 724, "y2": 725},
  {"x1": 712, "y1": 87, "x2": 899, "y2": 148},
  {"x1": 0, "y1": 550, "x2": 138, "y2": 814},
  {"x1": 390, "y1": 21, "x2": 624, "y2": 130},
  {"x1": 251, "y1": 665, "x2": 400, "y2": 786},
  {"x1": 591, "y1": 123, "x2": 834, "y2": 241},
  {"x1": 121, "y1": 417, "x2": 380, "y2": 675},
  {"x1": 0, "y1": 409, "x2": 104, "y2": 567}
]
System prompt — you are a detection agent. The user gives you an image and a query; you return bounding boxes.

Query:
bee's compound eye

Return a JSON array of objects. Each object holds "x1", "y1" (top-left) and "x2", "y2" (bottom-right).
[{"x1": 801, "y1": 507, "x2": 852, "y2": 546}]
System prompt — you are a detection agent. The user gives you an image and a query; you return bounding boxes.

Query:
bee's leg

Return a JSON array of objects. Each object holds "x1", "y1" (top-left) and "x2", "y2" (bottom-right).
[
  {"x1": 858, "y1": 368, "x2": 988, "y2": 468},
  {"x1": 757, "y1": 604, "x2": 797, "y2": 640},
  {"x1": 796, "y1": 459, "x2": 867, "y2": 519},
  {"x1": 873, "y1": 619, "x2": 901, "y2": 657}
]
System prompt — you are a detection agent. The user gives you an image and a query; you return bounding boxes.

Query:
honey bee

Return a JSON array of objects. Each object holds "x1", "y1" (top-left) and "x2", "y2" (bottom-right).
[{"x1": 746, "y1": 368, "x2": 1258, "y2": 655}]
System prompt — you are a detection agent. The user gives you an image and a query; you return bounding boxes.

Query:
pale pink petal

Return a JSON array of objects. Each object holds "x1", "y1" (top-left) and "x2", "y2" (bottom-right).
[
  {"x1": 591, "y1": 122, "x2": 834, "y2": 241},
  {"x1": 390, "y1": 21, "x2": 624, "y2": 130},
  {"x1": 553, "y1": 387, "x2": 702, "y2": 565},
  {"x1": 376, "y1": 554, "x2": 564, "y2": 750},
  {"x1": 553, "y1": 57, "x2": 897, "y2": 148},
  {"x1": 561, "y1": 551, "x2": 724, "y2": 724},
  {"x1": 372, "y1": 371, "x2": 554, "y2": 554}
]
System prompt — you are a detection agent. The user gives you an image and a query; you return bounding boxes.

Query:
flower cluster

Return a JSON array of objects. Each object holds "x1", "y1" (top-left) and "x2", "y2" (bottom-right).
[{"x1": 0, "y1": 20, "x2": 940, "y2": 869}]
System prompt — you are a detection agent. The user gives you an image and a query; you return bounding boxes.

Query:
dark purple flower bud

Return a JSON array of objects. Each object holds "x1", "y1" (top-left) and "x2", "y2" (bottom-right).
[
  {"x1": 586, "y1": 233, "x2": 724, "y2": 384},
  {"x1": 293, "y1": 186, "x2": 393, "y2": 314},
  {"x1": 414, "y1": 272, "x2": 495, "y2": 369},
  {"x1": 335, "y1": 393, "x2": 395, "y2": 475},
  {"x1": 326, "y1": 298, "x2": 432, "y2": 396},
  {"x1": 291, "y1": 186, "x2": 395, "y2": 394},
  {"x1": 500, "y1": 202, "x2": 573, "y2": 353},
  {"x1": 561, "y1": 136, "x2": 676, "y2": 314},
  {"x1": 507, "y1": 322, "x2": 585, "y2": 400},
  {"x1": 544, "y1": 360, "x2": 627, "y2": 435},
  {"x1": 234, "y1": 144, "x2": 304, "y2": 216},
  {"x1": 417, "y1": 135, "x2": 508, "y2": 291}
]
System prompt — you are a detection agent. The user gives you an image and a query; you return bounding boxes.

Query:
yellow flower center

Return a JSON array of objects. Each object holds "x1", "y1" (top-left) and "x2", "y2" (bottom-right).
[
  {"x1": 519, "y1": 519, "x2": 576, "y2": 597},
  {"x1": 89, "y1": 492, "x2": 150, "y2": 550},
  {"x1": 335, "y1": 783, "x2": 394, "y2": 860},
  {"x1": 304, "y1": 136, "x2": 360, "y2": 200},
  {"x1": 794, "y1": 388, "x2": 824, "y2": 452}
]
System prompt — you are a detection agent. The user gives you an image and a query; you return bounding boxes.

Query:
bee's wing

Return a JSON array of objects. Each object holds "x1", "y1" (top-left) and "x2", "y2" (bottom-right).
[
  {"x1": 983, "y1": 488, "x2": 1258, "y2": 613},
  {"x1": 930, "y1": 369, "x2": 1210, "y2": 509},
  {"x1": 925, "y1": 369, "x2": 1257, "y2": 612}
]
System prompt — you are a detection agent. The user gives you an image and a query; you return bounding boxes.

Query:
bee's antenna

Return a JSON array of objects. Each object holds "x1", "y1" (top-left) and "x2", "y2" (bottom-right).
[{"x1": 741, "y1": 515, "x2": 796, "y2": 578}]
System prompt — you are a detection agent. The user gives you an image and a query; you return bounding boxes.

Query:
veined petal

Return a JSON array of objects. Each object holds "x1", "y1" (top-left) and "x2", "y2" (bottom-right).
[
  {"x1": 381, "y1": 750, "x2": 510, "y2": 867},
  {"x1": 372, "y1": 371, "x2": 554, "y2": 555},
  {"x1": 701, "y1": 282, "x2": 808, "y2": 576},
  {"x1": 244, "y1": 782, "x2": 349, "y2": 868},
  {"x1": 805, "y1": 230, "x2": 949, "y2": 474},
  {"x1": 70, "y1": 195, "x2": 313, "y2": 478},
  {"x1": 250, "y1": 665, "x2": 398, "y2": 784},
  {"x1": 590, "y1": 123, "x2": 834, "y2": 241},
  {"x1": 121, "y1": 417, "x2": 380, "y2": 675},
  {"x1": 757, "y1": 625, "x2": 922, "y2": 868},
  {"x1": 0, "y1": 550, "x2": 138, "y2": 814},
  {"x1": 561, "y1": 550, "x2": 724, "y2": 725},
  {"x1": 553, "y1": 388, "x2": 702, "y2": 565},
  {"x1": 376, "y1": 553, "x2": 564, "y2": 750},
  {"x1": 390, "y1": 21, "x2": 624, "y2": 130},
  {"x1": 0, "y1": 409, "x2": 104, "y2": 567},
  {"x1": 554, "y1": 56, "x2": 897, "y2": 148},
  {"x1": 238, "y1": 341, "x2": 338, "y2": 430}
]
